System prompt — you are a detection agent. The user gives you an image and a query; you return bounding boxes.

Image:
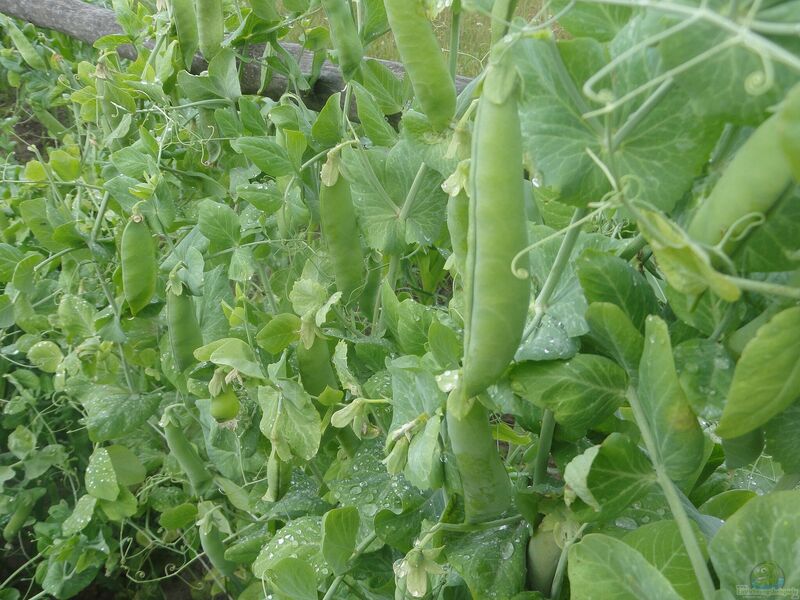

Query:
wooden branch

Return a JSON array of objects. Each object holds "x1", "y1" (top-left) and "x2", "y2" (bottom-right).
[{"x1": 0, "y1": 0, "x2": 473, "y2": 111}]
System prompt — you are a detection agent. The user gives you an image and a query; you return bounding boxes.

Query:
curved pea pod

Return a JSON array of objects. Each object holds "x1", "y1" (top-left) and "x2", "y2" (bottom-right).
[
  {"x1": 163, "y1": 417, "x2": 211, "y2": 495},
  {"x1": 320, "y1": 0, "x2": 363, "y2": 80},
  {"x1": 688, "y1": 113, "x2": 794, "y2": 250},
  {"x1": 384, "y1": 0, "x2": 456, "y2": 130},
  {"x1": 264, "y1": 449, "x2": 291, "y2": 502},
  {"x1": 169, "y1": 0, "x2": 199, "y2": 69},
  {"x1": 198, "y1": 503, "x2": 237, "y2": 578},
  {"x1": 296, "y1": 335, "x2": 338, "y2": 396},
  {"x1": 461, "y1": 62, "x2": 530, "y2": 399},
  {"x1": 121, "y1": 215, "x2": 157, "y2": 316},
  {"x1": 320, "y1": 159, "x2": 365, "y2": 304},
  {"x1": 195, "y1": 0, "x2": 223, "y2": 60},
  {"x1": 445, "y1": 389, "x2": 512, "y2": 523},
  {"x1": 167, "y1": 288, "x2": 204, "y2": 372},
  {"x1": 2, "y1": 488, "x2": 46, "y2": 541},
  {"x1": 2, "y1": 17, "x2": 47, "y2": 71}
]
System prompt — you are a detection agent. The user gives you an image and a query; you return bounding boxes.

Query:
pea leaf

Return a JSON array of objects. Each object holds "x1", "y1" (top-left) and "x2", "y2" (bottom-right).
[
  {"x1": 62, "y1": 495, "x2": 97, "y2": 536},
  {"x1": 256, "y1": 314, "x2": 301, "y2": 354},
  {"x1": 717, "y1": 307, "x2": 800, "y2": 438},
  {"x1": 584, "y1": 302, "x2": 644, "y2": 376},
  {"x1": 198, "y1": 199, "x2": 241, "y2": 247},
  {"x1": 512, "y1": 354, "x2": 628, "y2": 435},
  {"x1": 710, "y1": 491, "x2": 800, "y2": 596},
  {"x1": 267, "y1": 557, "x2": 318, "y2": 600},
  {"x1": 638, "y1": 316, "x2": 705, "y2": 482},
  {"x1": 85, "y1": 447, "x2": 119, "y2": 501},
  {"x1": 569, "y1": 534, "x2": 683, "y2": 599},
  {"x1": 232, "y1": 137, "x2": 294, "y2": 178},
  {"x1": 321, "y1": 506, "x2": 360, "y2": 575}
]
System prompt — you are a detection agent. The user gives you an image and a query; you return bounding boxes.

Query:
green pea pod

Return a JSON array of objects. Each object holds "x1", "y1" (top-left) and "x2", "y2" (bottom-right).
[
  {"x1": 384, "y1": 0, "x2": 456, "y2": 130},
  {"x1": 2, "y1": 488, "x2": 45, "y2": 541},
  {"x1": 447, "y1": 191, "x2": 469, "y2": 278},
  {"x1": 121, "y1": 215, "x2": 157, "y2": 316},
  {"x1": 446, "y1": 390, "x2": 511, "y2": 523},
  {"x1": 527, "y1": 525, "x2": 562, "y2": 594},
  {"x1": 462, "y1": 62, "x2": 530, "y2": 399},
  {"x1": 169, "y1": 0, "x2": 199, "y2": 69},
  {"x1": 167, "y1": 288, "x2": 203, "y2": 372},
  {"x1": 296, "y1": 335, "x2": 338, "y2": 396},
  {"x1": 195, "y1": 0, "x2": 223, "y2": 60},
  {"x1": 688, "y1": 113, "x2": 794, "y2": 249},
  {"x1": 247, "y1": 0, "x2": 280, "y2": 22},
  {"x1": 1, "y1": 17, "x2": 47, "y2": 71},
  {"x1": 320, "y1": 0, "x2": 363, "y2": 80},
  {"x1": 210, "y1": 386, "x2": 240, "y2": 422},
  {"x1": 490, "y1": 0, "x2": 519, "y2": 45},
  {"x1": 264, "y1": 448, "x2": 291, "y2": 502},
  {"x1": 198, "y1": 505, "x2": 236, "y2": 577},
  {"x1": 164, "y1": 418, "x2": 211, "y2": 495},
  {"x1": 320, "y1": 159, "x2": 365, "y2": 303}
]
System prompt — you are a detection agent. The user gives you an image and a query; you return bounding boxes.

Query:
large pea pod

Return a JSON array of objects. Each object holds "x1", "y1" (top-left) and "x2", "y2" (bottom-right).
[
  {"x1": 3, "y1": 488, "x2": 45, "y2": 541},
  {"x1": 169, "y1": 0, "x2": 199, "y2": 69},
  {"x1": 446, "y1": 389, "x2": 511, "y2": 523},
  {"x1": 198, "y1": 502, "x2": 236, "y2": 577},
  {"x1": 167, "y1": 288, "x2": 204, "y2": 372},
  {"x1": 121, "y1": 215, "x2": 157, "y2": 316},
  {"x1": 194, "y1": 0, "x2": 223, "y2": 60},
  {"x1": 1, "y1": 17, "x2": 47, "y2": 71},
  {"x1": 461, "y1": 61, "x2": 530, "y2": 399},
  {"x1": 447, "y1": 191, "x2": 469, "y2": 278},
  {"x1": 320, "y1": 0, "x2": 363, "y2": 80},
  {"x1": 320, "y1": 157, "x2": 365, "y2": 303},
  {"x1": 210, "y1": 385, "x2": 240, "y2": 422},
  {"x1": 297, "y1": 335, "x2": 338, "y2": 396},
  {"x1": 384, "y1": 0, "x2": 456, "y2": 130},
  {"x1": 164, "y1": 416, "x2": 211, "y2": 495},
  {"x1": 688, "y1": 111, "x2": 794, "y2": 249}
]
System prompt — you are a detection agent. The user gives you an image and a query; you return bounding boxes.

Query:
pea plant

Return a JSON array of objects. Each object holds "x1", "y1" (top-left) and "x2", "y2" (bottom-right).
[{"x1": 1, "y1": 0, "x2": 799, "y2": 598}]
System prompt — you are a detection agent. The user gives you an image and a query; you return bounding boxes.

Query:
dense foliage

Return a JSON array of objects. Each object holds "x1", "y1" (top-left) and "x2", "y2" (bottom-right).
[{"x1": 1, "y1": 0, "x2": 799, "y2": 598}]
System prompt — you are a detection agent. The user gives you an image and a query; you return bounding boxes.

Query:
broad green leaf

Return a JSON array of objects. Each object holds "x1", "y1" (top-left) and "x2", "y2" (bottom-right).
[
  {"x1": 0, "y1": 244, "x2": 24, "y2": 282},
  {"x1": 208, "y1": 338, "x2": 265, "y2": 379},
  {"x1": 699, "y1": 490, "x2": 756, "y2": 521},
  {"x1": 764, "y1": 401, "x2": 800, "y2": 473},
  {"x1": 327, "y1": 439, "x2": 426, "y2": 523},
  {"x1": 550, "y1": 0, "x2": 632, "y2": 41},
  {"x1": 105, "y1": 445, "x2": 146, "y2": 486},
  {"x1": 57, "y1": 295, "x2": 95, "y2": 342},
  {"x1": 576, "y1": 249, "x2": 658, "y2": 330},
  {"x1": 215, "y1": 476, "x2": 251, "y2": 512},
  {"x1": 569, "y1": 534, "x2": 682, "y2": 600},
  {"x1": 159, "y1": 503, "x2": 198, "y2": 530},
  {"x1": 512, "y1": 355, "x2": 628, "y2": 435},
  {"x1": 256, "y1": 314, "x2": 301, "y2": 354},
  {"x1": 444, "y1": 520, "x2": 529, "y2": 600},
  {"x1": 311, "y1": 92, "x2": 343, "y2": 147},
  {"x1": 564, "y1": 433, "x2": 656, "y2": 521},
  {"x1": 321, "y1": 506, "x2": 360, "y2": 575},
  {"x1": 252, "y1": 516, "x2": 325, "y2": 580},
  {"x1": 717, "y1": 307, "x2": 800, "y2": 438},
  {"x1": 722, "y1": 429, "x2": 764, "y2": 470},
  {"x1": 48, "y1": 149, "x2": 81, "y2": 181},
  {"x1": 428, "y1": 319, "x2": 461, "y2": 369},
  {"x1": 396, "y1": 299, "x2": 435, "y2": 356},
  {"x1": 99, "y1": 485, "x2": 137, "y2": 520},
  {"x1": 8, "y1": 425, "x2": 36, "y2": 459},
  {"x1": 405, "y1": 414, "x2": 443, "y2": 490},
  {"x1": 267, "y1": 557, "x2": 318, "y2": 600},
  {"x1": 623, "y1": 520, "x2": 706, "y2": 600},
  {"x1": 23, "y1": 444, "x2": 66, "y2": 480},
  {"x1": 75, "y1": 384, "x2": 161, "y2": 442},
  {"x1": 62, "y1": 495, "x2": 97, "y2": 536},
  {"x1": 85, "y1": 447, "x2": 120, "y2": 501},
  {"x1": 198, "y1": 199, "x2": 241, "y2": 247},
  {"x1": 584, "y1": 302, "x2": 644, "y2": 375},
  {"x1": 673, "y1": 339, "x2": 733, "y2": 421},
  {"x1": 388, "y1": 356, "x2": 446, "y2": 435},
  {"x1": 228, "y1": 246, "x2": 255, "y2": 282},
  {"x1": 638, "y1": 316, "x2": 705, "y2": 482},
  {"x1": 232, "y1": 137, "x2": 294, "y2": 178},
  {"x1": 710, "y1": 491, "x2": 800, "y2": 596},
  {"x1": 258, "y1": 383, "x2": 321, "y2": 461},
  {"x1": 27, "y1": 341, "x2": 63, "y2": 373},
  {"x1": 736, "y1": 187, "x2": 800, "y2": 273}
]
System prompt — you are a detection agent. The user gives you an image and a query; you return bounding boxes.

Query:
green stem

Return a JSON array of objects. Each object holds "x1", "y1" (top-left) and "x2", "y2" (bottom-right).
[
  {"x1": 490, "y1": 0, "x2": 519, "y2": 44},
  {"x1": 90, "y1": 190, "x2": 111, "y2": 246},
  {"x1": 532, "y1": 409, "x2": 555, "y2": 485},
  {"x1": 449, "y1": 0, "x2": 462, "y2": 81},
  {"x1": 727, "y1": 276, "x2": 800, "y2": 300},
  {"x1": 626, "y1": 388, "x2": 716, "y2": 600},
  {"x1": 322, "y1": 532, "x2": 378, "y2": 600},
  {"x1": 617, "y1": 233, "x2": 646, "y2": 261},
  {"x1": 549, "y1": 523, "x2": 588, "y2": 600}
]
